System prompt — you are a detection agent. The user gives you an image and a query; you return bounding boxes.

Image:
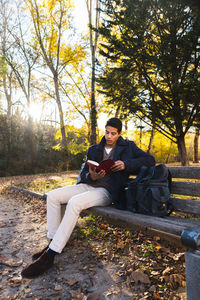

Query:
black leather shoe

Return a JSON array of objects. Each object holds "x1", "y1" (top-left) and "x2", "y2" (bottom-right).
[
  {"x1": 21, "y1": 251, "x2": 54, "y2": 278},
  {"x1": 32, "y1": 245, "x2": 49, "y2": 261}
]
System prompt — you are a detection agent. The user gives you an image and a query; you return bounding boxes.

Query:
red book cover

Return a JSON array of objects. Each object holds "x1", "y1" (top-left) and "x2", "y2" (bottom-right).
[{"x1": 87, "y1": 159, "x2": 114, "y2": 174}]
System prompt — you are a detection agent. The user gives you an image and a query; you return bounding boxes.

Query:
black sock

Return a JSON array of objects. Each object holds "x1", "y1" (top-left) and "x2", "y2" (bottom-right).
[{"x1": 46, "y1": 247, "x2": 58, "y2": 257}]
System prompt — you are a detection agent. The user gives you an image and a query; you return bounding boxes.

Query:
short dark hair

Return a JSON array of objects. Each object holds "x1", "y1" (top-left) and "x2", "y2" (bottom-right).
[{"x1": 105, "y1": 117, "x2": 122, "y2": 133}]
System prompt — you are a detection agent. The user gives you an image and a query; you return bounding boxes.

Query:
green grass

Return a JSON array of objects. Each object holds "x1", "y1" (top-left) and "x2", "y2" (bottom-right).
[{"x1": 18, "y1": 174, "x2": 78, "y2": 194}]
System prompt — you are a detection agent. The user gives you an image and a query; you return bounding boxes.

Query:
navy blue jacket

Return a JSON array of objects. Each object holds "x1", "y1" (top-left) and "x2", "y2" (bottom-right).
[{"x1": 79, "y1": 136, "x2": 155, "y2": 209}]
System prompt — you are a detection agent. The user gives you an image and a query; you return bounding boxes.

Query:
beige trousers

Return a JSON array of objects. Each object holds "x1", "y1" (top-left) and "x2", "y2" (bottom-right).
[{"x1": 47, "y1": 183, "x2": 111, "y2": 253}]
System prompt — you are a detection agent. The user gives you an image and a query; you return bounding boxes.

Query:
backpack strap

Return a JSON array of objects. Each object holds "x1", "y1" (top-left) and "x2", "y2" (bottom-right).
[
  {"x1": 127, "y1": 165, "x2": 151, "y2": 186},
  {"x1": 140, "y1": 166, "x2": 155, "y2": 183},
  {"x1": 167, "y1": 169, "x2": 172, "y2": 192}
]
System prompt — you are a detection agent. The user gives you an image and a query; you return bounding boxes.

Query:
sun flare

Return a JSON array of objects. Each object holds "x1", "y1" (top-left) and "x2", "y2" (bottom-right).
[{"x1": 28, "y1": 103, "x2": 43, "y2": 121}]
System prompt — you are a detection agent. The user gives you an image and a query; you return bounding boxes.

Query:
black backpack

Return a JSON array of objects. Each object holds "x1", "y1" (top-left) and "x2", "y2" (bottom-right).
[{"x1": 125, "y1": 164, "x2": 173, "y2": 217}]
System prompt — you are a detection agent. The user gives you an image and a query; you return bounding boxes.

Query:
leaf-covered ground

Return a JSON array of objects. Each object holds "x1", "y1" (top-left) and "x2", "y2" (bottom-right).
[{"x1": 0, "y1": 172, "x2": 187, "y2": 299}]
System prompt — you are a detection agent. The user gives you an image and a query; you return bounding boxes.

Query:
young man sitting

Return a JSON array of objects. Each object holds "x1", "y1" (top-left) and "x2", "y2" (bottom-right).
[{"x1": 21, "y1": 117, "x2": 155, "y2": 278}]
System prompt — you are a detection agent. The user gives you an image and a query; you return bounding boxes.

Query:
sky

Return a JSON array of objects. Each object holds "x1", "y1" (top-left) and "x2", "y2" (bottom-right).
[{"x1": 73, "y1": 0, "x2": 88, "y2": 34}]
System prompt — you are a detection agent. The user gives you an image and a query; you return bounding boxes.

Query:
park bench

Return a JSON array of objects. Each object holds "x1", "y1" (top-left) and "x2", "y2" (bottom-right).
[{"x1": 11, "y1": 166, "x2": 200, "y2": 300}]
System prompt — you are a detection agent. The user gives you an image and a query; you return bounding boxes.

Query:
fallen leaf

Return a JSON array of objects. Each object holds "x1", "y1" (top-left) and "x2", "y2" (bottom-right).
[
  {"x1": 164, "y1": 273, "x2": 185, "y2": 289},
  {"x1": 149, "y1": 285, "x2": 156, "y2": 292},
  {"x1": 1, "y1": 258, "x2": 23, "y2": 267},
  {"x1": 129, "y1": 269, "x2": 150, "y2": 284},
  {"x1": 54, "y1": 285, "x2": 62, "y2": 291},
  {"x1": 182, "y1": 281, "x2": 186, "y2": 287},
  {"x1": 70, "y1": 289, "x2": 83, "y2": 299},
  {"x1": 0, "y1": 221, "x2": 6, "y2": 227},
  {"x1": 66, "y1": 278, "x2": 78, "y2": 286},
  {"x1": 172, "y1": 252, "x2": 185, "y2": 261},
  {"x1": 0, "y1": 256, "x2": 7, "y2": 262},
  {"x1": 2, "y1": 269, "x2": 12, "y2": 276},
  {"x1": 153, "y1": 291, "x2": 161, "y2": 299},
  {"x1": 162, "y1": 266, "x2": 173, "y2": 275},
  {"x1": 151, "y1": 271, "x2": 160, "y2": 276},
  {"x1": 26, "y1": 228, "x2": 35, "y2": 232},
  {"x1": 100, "y1": 224, "x2": 107, "y2": 229},
  {"x1": 116, "y1": 240, "x2": 126, "y2": 249},
  {"x1": 87, "y1": 293, "x2": 100, "y2": 300},
  {"x1": 153, "y1": 236, "x2": 161, "y2": 241},
  {"x1": 9, "y1": 277, "x2": 22, "y2": 286},
  {"x1": 155, "y1": 245, "x2": 162, "y2": 251}
]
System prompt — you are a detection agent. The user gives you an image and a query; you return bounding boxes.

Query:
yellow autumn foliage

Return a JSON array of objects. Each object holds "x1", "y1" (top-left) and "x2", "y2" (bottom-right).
[{"x1": 54, "y1": 124, "x2": 89, "y2": 155}]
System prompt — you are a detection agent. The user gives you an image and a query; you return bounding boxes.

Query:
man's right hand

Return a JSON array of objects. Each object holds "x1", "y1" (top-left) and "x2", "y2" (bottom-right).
[{"x1": 89, "y1": 166, "x2": 106, "y2": 181}]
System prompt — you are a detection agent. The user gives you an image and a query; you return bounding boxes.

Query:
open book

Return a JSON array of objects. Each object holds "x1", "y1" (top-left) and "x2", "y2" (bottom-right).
[{"x1": 87, "y1": 159, "x2": 114, "y2": 174}]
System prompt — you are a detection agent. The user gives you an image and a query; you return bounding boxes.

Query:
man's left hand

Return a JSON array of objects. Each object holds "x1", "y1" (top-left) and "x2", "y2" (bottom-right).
[{"x1": 111, "y1": 160, "x2": 125, "y2": 172}]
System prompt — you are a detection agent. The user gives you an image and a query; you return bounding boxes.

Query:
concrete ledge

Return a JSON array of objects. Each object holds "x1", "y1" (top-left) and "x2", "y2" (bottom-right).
[
  {"x1": 185, "y1": 250, "x2": 200, "y2": 300},
  {"x1": 11, "y1": 185, "x2": 47, "y2": 200}
]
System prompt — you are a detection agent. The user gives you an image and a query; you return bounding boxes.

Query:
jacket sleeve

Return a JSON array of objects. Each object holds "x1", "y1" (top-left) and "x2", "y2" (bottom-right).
[
  {"x1": 123, "y1": 141, "x2": 155, "y2": 173},
  {"x1": 78, "y1": 145, "x2": 96, "y2": 184}
]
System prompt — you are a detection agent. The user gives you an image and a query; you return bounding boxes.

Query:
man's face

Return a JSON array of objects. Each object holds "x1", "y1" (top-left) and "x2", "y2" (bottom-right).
[{"x1": 105, "y1": 126, "x2": 121, "y2": 148}]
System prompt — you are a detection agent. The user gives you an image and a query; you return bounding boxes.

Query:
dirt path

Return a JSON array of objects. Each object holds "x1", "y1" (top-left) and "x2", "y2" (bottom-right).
[
  {"x1": 0, "y1": 179, "x2": 139, "y2": 300},
  {"x1": 0, "y1": 174, "x2": 187, "y2": 300}
]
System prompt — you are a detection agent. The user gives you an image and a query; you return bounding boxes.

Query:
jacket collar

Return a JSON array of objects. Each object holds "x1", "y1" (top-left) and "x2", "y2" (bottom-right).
[{"x1": 97, "y1": 136, "x2": 127, "y2": 150}]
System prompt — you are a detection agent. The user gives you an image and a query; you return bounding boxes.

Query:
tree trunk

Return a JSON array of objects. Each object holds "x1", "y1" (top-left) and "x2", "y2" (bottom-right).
[
  {"x1": 25, "y1": 114, "x2": 36, "y2": 171},
  {"x1": 87, "y1": 0, "x2": 99, "y2": 146},
  {"x1": 54, "y1": 75, "x2": 68, "y2": 165},
  {"x1": 166, "y1": 140, "x2": 173, "y2": 164},
  {"x1": 90, "y1": 46, "x2": 97, "y2": 145},
  {"x1": 115, "y1": 106, "x2": 120, "y2": 117},
  {"x1": 125, "y1": 120, "x2": 128, "y2": 131},
  {"x1": 177, "y1": 135, "x2": 189, "y2": 166},
  {"x1": 193, "y1": 127, "x2": 200, "y2": 163},
  {"x1": 147, "y1": 127, "x2": 154, "y2": 153},
  {"x1": 3, "y1": 75, "x2": 12, "y2": 171}
]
